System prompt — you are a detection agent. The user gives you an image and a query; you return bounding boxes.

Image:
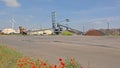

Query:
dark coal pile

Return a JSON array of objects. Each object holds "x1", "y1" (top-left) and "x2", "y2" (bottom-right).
[{"x1": 85, "y1": 29, "x2": 104, "y2": 36}]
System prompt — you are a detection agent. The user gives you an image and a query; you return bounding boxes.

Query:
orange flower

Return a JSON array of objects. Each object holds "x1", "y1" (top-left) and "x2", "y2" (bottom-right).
[
  {"x1": 30, "y1": 62, "x2": 36, "y2": 68},
  {"x1": 60, "y1": 62, "x2": 65, "y2": 66},
  {"x1": 70, "y1": 58, "x2": 75, "y2": 65},
  {"x1": 43, "y1": 63, "x2": 47, "y2": 66},
  {"x1": 54, "y1": 65, "x2": 57, "y2": 68},
  {"x1": 49, "y1": 65, "x2": 53, "y2": 68},
  {"x1": 72, "y1": 61, "x2": 75, "y2": 65},
  {"x1": 30, "y1": 65, "x2": 36, "y2": 68},
  {"x1": 40, "y1": 62, "x2": 47, "y2": 66},
  {"x1": 80, "y1": 66, "x2": 83, "y2": 68},
  {"x1": 59, "y1": 58, "x2": 62, "y2": 61},
  {"x1": 61, "y1": 66, "x2": 65, "y2": 68},
  {"x1": 30, "y1": 62, "x2": 34, "y2": 65},
  {"x1": 20, "y1": 64, "x2": 23, "y2": 68},
  {"x1": 17, "y1": 60, "x2": 21, "y2": 63}
]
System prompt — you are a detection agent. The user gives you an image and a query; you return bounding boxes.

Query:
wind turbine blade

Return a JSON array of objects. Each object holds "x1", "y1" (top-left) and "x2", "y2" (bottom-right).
[{"x1": 12, "y1": 18, "x2": 16, "y2": 23}]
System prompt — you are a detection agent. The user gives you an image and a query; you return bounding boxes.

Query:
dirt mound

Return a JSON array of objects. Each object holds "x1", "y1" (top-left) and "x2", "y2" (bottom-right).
[{"x1": 85, "y1": 29, "x2": 104, "y2": 36}]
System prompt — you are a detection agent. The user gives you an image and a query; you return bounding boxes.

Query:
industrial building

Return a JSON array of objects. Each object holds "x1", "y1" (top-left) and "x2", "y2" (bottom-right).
[
  {"x1": 27, "y1": 29, "x2": 53, "y2": 35},
  {"x1": 1, "y1": 28, "x2": 16, "y2": 34}
]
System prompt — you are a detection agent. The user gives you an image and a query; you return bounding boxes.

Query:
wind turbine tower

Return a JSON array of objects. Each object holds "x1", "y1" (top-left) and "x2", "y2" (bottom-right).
[{"x1": 10, "y1": 17, "x2": 16, "y2": 29}]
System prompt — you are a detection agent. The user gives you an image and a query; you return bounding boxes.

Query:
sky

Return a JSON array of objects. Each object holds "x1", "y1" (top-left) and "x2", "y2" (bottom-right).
[{"x1": 0, "y1": 0, "x2": 120, "y2": 31}]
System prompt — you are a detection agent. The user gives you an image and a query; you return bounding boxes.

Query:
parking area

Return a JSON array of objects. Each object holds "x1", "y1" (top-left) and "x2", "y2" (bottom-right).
[{"x1": 0, "y1": 35, "x2": 120, "y2": 68}]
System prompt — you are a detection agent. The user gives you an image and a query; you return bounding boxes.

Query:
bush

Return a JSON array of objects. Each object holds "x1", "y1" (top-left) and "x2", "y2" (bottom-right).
[{"x1": 61, "y1": 31, "x2": 73, "y2": 36}]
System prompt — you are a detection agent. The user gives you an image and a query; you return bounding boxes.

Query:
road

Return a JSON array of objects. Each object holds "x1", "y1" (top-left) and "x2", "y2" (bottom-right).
[{"x1": 0, "y1": 35, "x2": 120, "y2": 68}]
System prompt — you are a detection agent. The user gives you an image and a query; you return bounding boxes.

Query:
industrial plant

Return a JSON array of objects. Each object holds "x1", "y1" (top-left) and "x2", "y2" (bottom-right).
[
  {"x1": 0, "y1": 12, "x2": 120, "y2": 36},
  {"x1": 0, "y1": 12, "x2": 83, "y2": 35}
]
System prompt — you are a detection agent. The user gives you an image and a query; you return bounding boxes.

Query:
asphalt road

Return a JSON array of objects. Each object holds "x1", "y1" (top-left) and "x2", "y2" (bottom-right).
[{"x1": 0, "y1": 35, "x2": 120, "y2": 68}]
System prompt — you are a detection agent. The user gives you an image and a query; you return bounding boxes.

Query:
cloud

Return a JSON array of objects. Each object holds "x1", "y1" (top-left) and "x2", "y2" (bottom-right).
[{"x1": 1, "y1": 0, "x2": 21, "y2": 8}]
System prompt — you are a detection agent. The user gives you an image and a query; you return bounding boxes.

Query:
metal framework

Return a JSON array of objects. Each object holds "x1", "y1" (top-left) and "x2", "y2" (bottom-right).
[{"x1": 51, "y1": 12, "x2": 82, "y2": 35}]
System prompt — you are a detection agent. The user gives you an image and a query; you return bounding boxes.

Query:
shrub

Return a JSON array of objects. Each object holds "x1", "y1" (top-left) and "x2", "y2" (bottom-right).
[{"x1": 61, "y1": 31, "x2": 73, "y2": 36}]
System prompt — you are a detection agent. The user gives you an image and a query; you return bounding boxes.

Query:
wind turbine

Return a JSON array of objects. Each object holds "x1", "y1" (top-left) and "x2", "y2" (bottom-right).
[{"x1": 10, "y1": 17, "x2": 16, "y2": 29}]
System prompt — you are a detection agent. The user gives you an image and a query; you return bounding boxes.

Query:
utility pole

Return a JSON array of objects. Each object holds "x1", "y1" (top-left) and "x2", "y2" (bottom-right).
[
  {"x1": 107, "y1": 22, "x2": 109, "y2": 30},
  {"x1": 83, "y1": 25, "x2": 85, "y2": 35},
  {"x1": 107, "y1": 22, "x2": 110, "y2": 35}
]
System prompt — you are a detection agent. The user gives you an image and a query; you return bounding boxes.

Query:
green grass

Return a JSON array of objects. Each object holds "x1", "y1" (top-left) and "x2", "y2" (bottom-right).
[
  {"x1": 61, "y1": 31, "x2": 73, "y2": 36},
  {"x1": 0, "y1": 45, "x2": 22, "y2": 68},
  {"x1": 65, "y1": 57, "x2": 81, "y2": 68},
  {"x1": 0, "y1": 45, "x2": 83, "y2": 68}
]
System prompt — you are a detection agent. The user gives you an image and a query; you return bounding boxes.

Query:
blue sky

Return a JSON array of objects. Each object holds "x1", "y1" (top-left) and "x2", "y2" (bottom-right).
[{"x1": 0, "y1": 0, "x2": 120, "y2": 31}]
